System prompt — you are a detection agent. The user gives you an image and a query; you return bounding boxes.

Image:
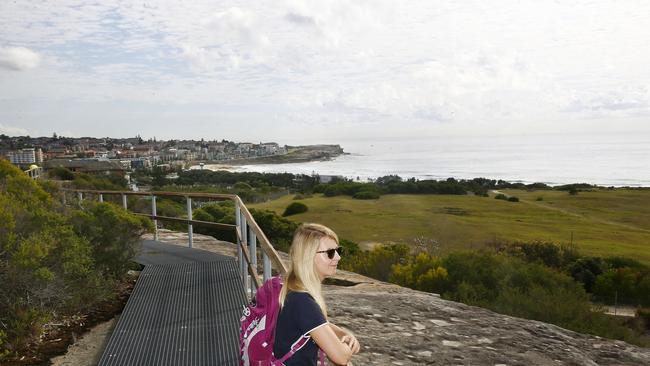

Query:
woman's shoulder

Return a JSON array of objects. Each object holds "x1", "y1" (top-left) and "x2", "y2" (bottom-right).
[
  {"x1": 286, "y1": 290, "x2": 315, "y2": 301},
  {"x1": 284, "y1": 291, "x2": 317, "y2": 308}
]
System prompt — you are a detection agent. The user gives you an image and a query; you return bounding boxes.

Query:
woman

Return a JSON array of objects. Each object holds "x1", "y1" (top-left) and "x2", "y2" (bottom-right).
[{"x1": 273, "y1": 223, "x2": 361, "y2": 365}]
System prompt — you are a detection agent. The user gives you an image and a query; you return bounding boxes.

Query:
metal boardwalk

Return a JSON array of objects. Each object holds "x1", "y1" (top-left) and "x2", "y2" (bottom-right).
[{"x1": 98, "y1": 241, "x2": 246, "y2": 366}]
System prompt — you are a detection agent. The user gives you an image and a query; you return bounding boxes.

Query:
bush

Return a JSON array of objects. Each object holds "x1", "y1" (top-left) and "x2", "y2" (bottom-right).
[
  {"x1": 494, "y1": 193, "x2": 507, "y2": 200},
  {"x1": 250, "y1": 209, "x2": 299, "y2": 252},
  {"x1": 234, "y1": 181, "x2": 253, "y2": 191},
  {"x1": 0, "y1": 160, "x2": 152, "y2": 357},
  {"x1": 283, "y1": 202, "x2": 308, "y2": 217},
  {"x1": 507, "y1": 196, "x2": 519, "y2": 202},
  {"x1": 338, "y1": 239, "x2": 360, "y2": 257},
  {"x1": 390, "y1": 252, "x2": 449, "y2": 294},
  {"x1": 501, "y1": 241, "x2": 579, "y2": 269},
  {"x1": 192, "y1": 201, "x2": 237, "y2": 243},
  {"x1": 48, "y1": 166, "x2": 74, "y2": 180},
  {"x1": 340, "y1": 244, "x2": 410, "y2": 282},
  {"x1": 70, "y1": 202, "x2": 153, "y2": 278},
  {"x1": 353, "y1": 190, "x2": 380, "y2": 200}
]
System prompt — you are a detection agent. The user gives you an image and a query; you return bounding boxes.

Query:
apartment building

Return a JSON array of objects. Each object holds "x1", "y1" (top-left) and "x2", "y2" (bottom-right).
[{"x1": 7, "y1": 148, "x2": 43, "y2": 165}]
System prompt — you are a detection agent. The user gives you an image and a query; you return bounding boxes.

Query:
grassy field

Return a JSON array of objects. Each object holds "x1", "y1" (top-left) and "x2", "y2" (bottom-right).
[{"x1": 250, "y1": 188, "x2": 650, "y2": 265}]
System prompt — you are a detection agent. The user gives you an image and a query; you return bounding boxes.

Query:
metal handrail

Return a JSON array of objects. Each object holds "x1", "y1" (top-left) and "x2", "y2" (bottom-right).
[
  {"x1": 61, "y1": 188, "x2": 287, "y2": 299},
  {"x1": 24, "y1": 166, "x2": 43, "y2": 179}
]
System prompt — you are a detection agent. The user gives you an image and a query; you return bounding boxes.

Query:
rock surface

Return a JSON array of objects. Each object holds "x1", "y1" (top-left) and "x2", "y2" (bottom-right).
[
  {"x1": 56, "y1": 231, "x2": 650, "y2": 365},
  {"x1": 325, "y1": 284, "x2": 650, "y2": 365}
]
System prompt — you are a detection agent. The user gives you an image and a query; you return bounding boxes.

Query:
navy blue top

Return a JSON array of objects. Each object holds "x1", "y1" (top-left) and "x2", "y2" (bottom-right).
[{"x1": 273, "y1": 291, "x2": 327, "y2": 366}]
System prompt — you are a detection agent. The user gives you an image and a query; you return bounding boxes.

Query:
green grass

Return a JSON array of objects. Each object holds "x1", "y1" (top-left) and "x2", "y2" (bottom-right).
[{"x1": 250, "y1": 189, "x2": 650, "y2": 265}]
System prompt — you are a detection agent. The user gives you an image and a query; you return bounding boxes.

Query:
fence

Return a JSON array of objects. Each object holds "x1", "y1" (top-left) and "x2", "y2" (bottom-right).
[{"x1": 62, "y1": 189, "x2": 287, "y2": 299}]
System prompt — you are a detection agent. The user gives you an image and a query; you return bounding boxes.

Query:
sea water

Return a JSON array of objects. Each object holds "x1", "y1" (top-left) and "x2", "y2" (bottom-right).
[{"x1": 201, "y1": 132, "x2": 650, "y2": 187}]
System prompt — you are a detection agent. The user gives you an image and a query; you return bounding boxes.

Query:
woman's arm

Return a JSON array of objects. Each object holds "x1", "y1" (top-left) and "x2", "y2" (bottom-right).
[
  {"x1": 310, "y1": 324, "x2": 353, "y2": 365},
  {"x1": 329, "y1": 323, "x2": 360, "y2": 354}
]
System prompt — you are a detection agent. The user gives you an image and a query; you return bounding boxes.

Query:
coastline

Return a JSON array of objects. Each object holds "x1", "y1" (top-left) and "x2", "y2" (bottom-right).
[
  {"x1": 187, "y1": 135, "x2": 650, "y2": 187},
  {"x1": 191, "y1": 144, "x2": 345, "y2": 166}
]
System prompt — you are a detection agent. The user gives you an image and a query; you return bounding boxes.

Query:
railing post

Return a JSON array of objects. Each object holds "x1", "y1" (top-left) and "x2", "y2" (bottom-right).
[
  {"x1": 152, "y1": 194, "x2": 158, "y2": 241},
  {"x1": 240, "y1": 210, "x2": 249, "y2": 296},
  {"x1": 249, "y1": 227, "x2": 257, "y2": 296},
  {"x1": 122, "y1": 194, "x2": 127, "y2": 209},
  {"x1": 187, "y1": 196, "x2": 193, "y2": 248},
  {"x1": 77, "y1": 192, "x2": 83, "y2": 207},
  {"x1": 235, "y1": 202, "x2": 243, "y2": 279},
  {"x1": 62, "y1": 191, "x2": 67, "y2": 205},
  {"x1": 99, "y1": 193, "x2": 103, "y2": 203},
  {"x1": 263, "y1": 252, "x2": 271, "y2": 282}
]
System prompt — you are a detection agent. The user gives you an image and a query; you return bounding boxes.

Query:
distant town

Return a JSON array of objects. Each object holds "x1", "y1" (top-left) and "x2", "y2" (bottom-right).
[{"x1": 0, "y1": 134, "x2": 344, "y2": 176}]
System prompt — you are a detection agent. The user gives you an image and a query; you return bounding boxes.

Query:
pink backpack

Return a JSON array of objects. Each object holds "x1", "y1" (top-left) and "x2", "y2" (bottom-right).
[{"x1": 239, "y1": 276, "x2": 325, "y2": 366}]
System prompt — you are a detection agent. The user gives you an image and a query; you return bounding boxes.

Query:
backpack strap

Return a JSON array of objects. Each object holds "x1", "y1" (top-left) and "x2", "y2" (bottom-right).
[
  {"x1": 274, "y1": 335, "x2": 328, "y2": 366},
  {"x1": 319, "y1": 349, "x2": 326, "y2": 365},
  {"x1": 274, "y1": 334, "x2": 311, "y2": 364}
]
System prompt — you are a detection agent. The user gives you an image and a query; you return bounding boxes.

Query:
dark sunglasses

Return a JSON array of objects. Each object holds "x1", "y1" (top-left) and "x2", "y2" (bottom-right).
[{"x1": 316, "y1": 247, "x2": 343, "y2": 259}]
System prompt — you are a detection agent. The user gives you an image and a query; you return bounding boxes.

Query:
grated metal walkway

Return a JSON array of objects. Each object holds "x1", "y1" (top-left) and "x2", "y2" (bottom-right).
[{"x1": 98, "y1": 240, "x2": 247, "y2": 366}]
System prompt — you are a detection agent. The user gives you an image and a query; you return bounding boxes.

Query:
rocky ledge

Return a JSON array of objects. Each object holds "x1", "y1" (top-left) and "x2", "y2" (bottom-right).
[
  {"x1": 145, "y1": 230, "x2": 650, "y2": 366},
  {"x1": 212, "y1": 144, "x2": 345, "y2": 165}
]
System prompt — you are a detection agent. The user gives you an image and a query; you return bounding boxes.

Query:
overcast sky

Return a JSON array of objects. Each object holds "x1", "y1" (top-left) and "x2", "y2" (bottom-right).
[{"x1": 1, "y1": 0, "x2": 649, "y2": 144}]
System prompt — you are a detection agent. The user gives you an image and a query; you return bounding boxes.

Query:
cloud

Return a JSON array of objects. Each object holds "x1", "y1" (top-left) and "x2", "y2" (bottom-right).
[
  {"x1": 1, "y1": 0, "x2": 650, "y2": 139},
  {"x1": 0, "y1": 123, "x2": 30, "y2": 136},
  {"x1": 0, "y1": 46, "x2": 41, "y2": 71},
  {"x1": 563, "y1": 87, "x2": 650, "y2": 117},
  {"x1": 285, "y1": 12, "x2": 316, "y2": 26}
]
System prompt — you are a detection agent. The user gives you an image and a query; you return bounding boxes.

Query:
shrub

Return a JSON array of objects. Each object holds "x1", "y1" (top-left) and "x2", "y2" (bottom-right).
[
  {"x1": 283, "y1": 202, "x2": 308, "y2": 217},
  {"x1": 536, "y1": 196, "x2": 544, "y2": 201},
  {"x1": 48, "y1": 166, "x2": 74, "y2": 180},
  {"x1": 390, "y1": 252, "x2": 449, "y2": 294},
  {"x1": 192, "y1": 201, "x2": 237, "y2": 243},
  {"x1": 0, "y1": 160, "x2": 151, "y2": 357},
  {"x1": 494, "y1": 193, "x2": 507, "y2": 200},
  {"x1": 340, "y1": 244, "x2": 410, "y2": 282},
  {"x1": 250, "y1": 209, "x2": 299, "y2": 252},
  {"x1": 353, "y1": 190, "x2": 380, "y2": 200},
  {"x1": 502, "y1": 241, "x2": 579, "y2": 269},
  {"x1": 234, "y1": 181, "x2": 253, "y2": 191},
  {"x1": 70, "y1": 202, "x2": 153, "y2": 279},
  {"x1": 338, "y1": 239, "x2": 360, "y2": 257},
  {"x1": 507, "y1": 196, "x2": 519, "y2": 202}
]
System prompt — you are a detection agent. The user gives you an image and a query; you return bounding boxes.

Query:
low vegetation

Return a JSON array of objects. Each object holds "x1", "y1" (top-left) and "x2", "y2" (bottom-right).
[
  {"x1": 0, "y1": 160, "x2": 151, "y2": 359},
  {"x1": 339, "y1": 241, "x2": 650, "y2": 346},
  {"x1": 283, "y1": 202, "x2": 308, "y2": 217}
]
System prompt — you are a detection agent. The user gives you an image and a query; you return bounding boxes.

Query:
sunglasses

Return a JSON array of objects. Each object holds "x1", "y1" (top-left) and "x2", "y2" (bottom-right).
[{"x1": 316, "y1": 247, "x2": 343, "y2": 259}]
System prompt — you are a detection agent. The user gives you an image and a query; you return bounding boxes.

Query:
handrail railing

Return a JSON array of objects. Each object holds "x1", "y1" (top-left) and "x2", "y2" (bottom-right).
[
  {"x1": 24, "y1": 166, "x2": 43, "y2": 179},
  {"x1": 61, "y1": 188, "x2": 287, "y2": 299}
]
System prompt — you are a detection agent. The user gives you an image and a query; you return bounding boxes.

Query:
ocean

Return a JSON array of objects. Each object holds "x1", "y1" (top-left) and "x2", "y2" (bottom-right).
[{"x1": 199, "y1": 133, "x2": 650, "y2": 187}]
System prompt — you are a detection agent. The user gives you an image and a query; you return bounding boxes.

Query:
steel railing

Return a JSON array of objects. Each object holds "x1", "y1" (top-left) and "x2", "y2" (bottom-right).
[
  {"x1": 62, "y1": 188, "x2": 287, "y2": 299},
  {"x1": 24, "y1": 166, "x2": 43, "y2": 179}
]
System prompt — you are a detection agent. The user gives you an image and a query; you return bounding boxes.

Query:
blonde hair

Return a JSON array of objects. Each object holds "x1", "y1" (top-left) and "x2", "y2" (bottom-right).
[{"x1": 279, "y1": 223, "x2": 339, "y2": 318}]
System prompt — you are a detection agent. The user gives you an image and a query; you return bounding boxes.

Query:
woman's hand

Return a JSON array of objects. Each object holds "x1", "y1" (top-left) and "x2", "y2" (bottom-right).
[{"x1": 340, "y1": 334, "x2": 360, "y2": 354}]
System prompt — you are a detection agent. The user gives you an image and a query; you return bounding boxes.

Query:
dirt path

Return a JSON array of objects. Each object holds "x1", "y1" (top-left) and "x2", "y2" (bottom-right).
[{"x1": 49, "y1": 318, "x2": 117, "y2": 366}]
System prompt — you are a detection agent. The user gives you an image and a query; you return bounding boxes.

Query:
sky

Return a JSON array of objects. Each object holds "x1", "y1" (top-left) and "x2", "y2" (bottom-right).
[{"x1": 1, "y1": 0, "x2": 649, "y2": 144}]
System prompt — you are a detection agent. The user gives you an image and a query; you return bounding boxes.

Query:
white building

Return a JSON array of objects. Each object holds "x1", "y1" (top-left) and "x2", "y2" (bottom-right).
[{"x1": 8, "y1": 148, "x2": 43, "y2": 165}]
